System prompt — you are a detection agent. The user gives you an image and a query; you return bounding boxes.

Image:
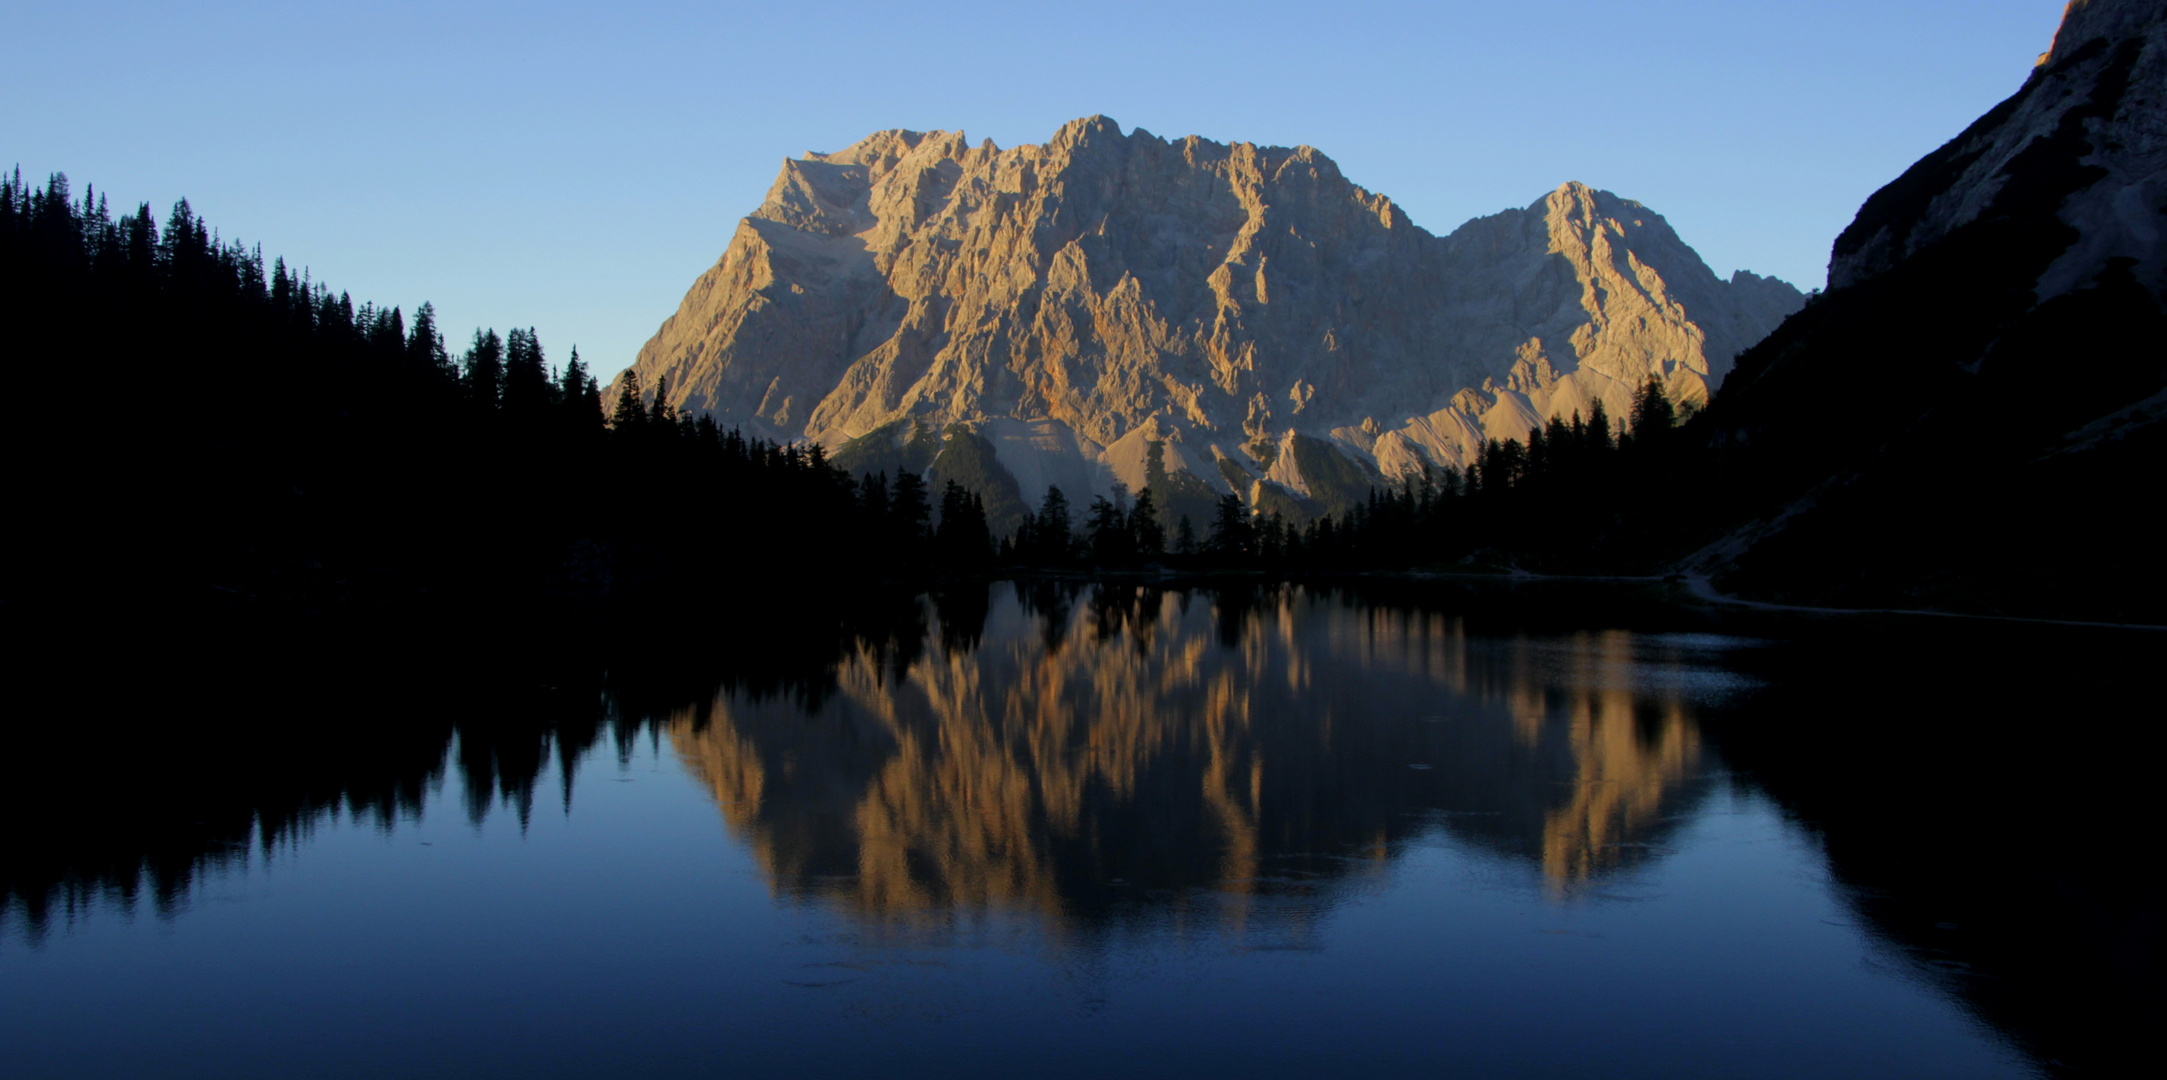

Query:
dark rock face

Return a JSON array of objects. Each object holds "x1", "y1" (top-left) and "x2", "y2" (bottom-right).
[
  {"x1": 1829, "y1": 1, "x2": 2167, "y2": 295},
  {"x1": 1695, "y1": 0, "x2": 2167, "y2": 620}
]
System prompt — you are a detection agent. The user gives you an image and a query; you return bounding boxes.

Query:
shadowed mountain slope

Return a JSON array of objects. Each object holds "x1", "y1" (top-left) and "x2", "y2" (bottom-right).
[{"x1": 1688, "y1": 0, "x2": 2167, "y2": 619}]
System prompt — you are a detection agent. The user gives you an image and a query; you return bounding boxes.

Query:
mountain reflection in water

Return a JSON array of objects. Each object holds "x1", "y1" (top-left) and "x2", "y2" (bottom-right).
[
  {"x1": 668, "y1": 583, "x2": 1725, "y2": 931},
  {"x1": 5, "y1": 580, "x2": 2153, "y2": 1080}
]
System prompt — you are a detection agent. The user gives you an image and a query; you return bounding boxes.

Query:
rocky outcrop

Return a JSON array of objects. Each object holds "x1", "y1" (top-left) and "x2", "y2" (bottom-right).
[
  {"x1": 1831, "y1": 0, "x2": 2167, "y2": 298},
  {"x1": 618, "y1": 117, "x2": 1799, "y2": 512},
  {"x1": 1696, "y1": 0, "x2": 2167, "y2": 619}
]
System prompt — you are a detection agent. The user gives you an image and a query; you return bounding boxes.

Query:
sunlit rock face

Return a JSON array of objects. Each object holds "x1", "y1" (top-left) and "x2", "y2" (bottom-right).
[
  {"x1": 617, "y1": 118, "x2": 1800, "y2": 508},
  {"x1": 665, "y1": 586, "x2": 1715, "y2": 934}
]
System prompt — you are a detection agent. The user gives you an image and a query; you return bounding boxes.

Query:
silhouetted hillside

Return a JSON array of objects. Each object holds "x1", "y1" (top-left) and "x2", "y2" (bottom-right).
[
  {"x1": 1686, "y1": 4, "x2": 2167, "y2": 619},
  {"x1": 0, "y1": 172, "x2": 1004, "y2": 639}
]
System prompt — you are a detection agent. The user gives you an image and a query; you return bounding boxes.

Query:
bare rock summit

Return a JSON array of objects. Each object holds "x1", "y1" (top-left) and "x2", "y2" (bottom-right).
[{"x1": 615, "y1": 117, "x2": 1801, "y2": 514}]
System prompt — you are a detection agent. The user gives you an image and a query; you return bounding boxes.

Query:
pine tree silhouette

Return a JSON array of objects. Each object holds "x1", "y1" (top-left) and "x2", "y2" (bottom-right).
[
  {"x1": 935, "y1": 481, "x2": 993, "y2": 568},
  {"x1": 646, "y1": 373, "x2": 675, "y2": 429},
  {"x1": 1207, "y1": 494, "x2": 1252, "y2": 561},
  {"x1": 1629, "y1": 376, "x2": 1675, "y2": 443},
  {"x1": 1130, "y1": 487, "x2": 1166, "y2": 558},
  {"x1": 891, "y1": 470, "x2": 931, "y2": 562},
  {"x1": 463, "y1": 329, "x2": 505, "y2": 408},
  {"x1": 1086, "y1": 493, "x2": 1131, "y2": 565},
  {"x1": 610, "y1": 370, "x2": 646, "y2": 431},
  {"x1": 1588, "y1": 397, "x2": 1614, "y2": 451},
  {"x1": 1033, "y1": 486, "x2": 1073, "y2": 564},
  {"x1": 503, "y1": 327, "x2": 551, "y2": 414}
]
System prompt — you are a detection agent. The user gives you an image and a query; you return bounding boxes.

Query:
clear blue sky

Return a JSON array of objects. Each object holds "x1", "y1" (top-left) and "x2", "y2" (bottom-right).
[{"x1": 4, "y1": 1, "x2": 2065, "y2": 381}]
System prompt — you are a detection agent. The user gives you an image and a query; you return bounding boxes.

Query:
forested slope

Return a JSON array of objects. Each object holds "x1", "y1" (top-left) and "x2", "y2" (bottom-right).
[{"x1": 0, "y1": 171, "x2": 995, "y2": 640}]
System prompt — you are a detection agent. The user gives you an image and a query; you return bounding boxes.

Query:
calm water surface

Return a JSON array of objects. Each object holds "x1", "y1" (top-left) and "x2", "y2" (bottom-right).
[{"x1": 4, "y1": 583, "x2": 2143, "y2": 1078}]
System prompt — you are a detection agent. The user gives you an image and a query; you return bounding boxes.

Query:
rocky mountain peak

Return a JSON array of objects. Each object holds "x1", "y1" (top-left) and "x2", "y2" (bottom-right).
[
  {"x1": 1833, "y1": 0, "x2": 2166, "y2": 295},
  {"x1": 617, "y1": 117, "x2": 1801, "y2": 521},
  {"x1": 2041, "y1": 0, "x2": 2160, "y2": 69}
]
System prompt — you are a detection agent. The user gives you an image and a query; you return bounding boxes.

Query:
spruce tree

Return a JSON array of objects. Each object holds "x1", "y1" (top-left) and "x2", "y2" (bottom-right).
[
  {"x1": 891, "y1": 471, "x2": 931, "y2": 559},
  {"x1": 1086, "y1": 495, "x2": 1130, "y2": 565},
  {"x1": 1130, "y1": 487, "x2": 1165, "y2": 558},
  {"x1": 1526, "y1": 424, "x2": 1550, "y2": 484},
  {"x1": 936, "y1": 480, "x2": 969, "y2": 560},
  {"x1": 935, "y1": 481, "x2": 992, "y2": 568},
  {"x1": 570, "y1": 350, "x2": 604, "y2": 429},
  {"x1": 271, "y1": 256, "x2": 294, "y2": 314},
  {"x1": 969, "y1": 493, "x2": 993, "y2": 564},
  {"x1": 1588, "y1": 397, "x2": 1614, "y2": 451},
  {"x1": 610, "y1": 370, "x2": 646, "y2": 430},
  {"x1": 1207, "y1": 494, "x2": 1252, "y2": 561},
  {"x1": 860, "y1": 472, "x2": 891, "y2": 527},
  {"x1": 559, "y1": 348, "x2": 604, "y2": 434},
  {"x1": 559, "y1": 346, "x2": 595, "y2": 414},
  {"x1": 124, "y1": 203, "x2": 155, "y2": 272},
  {"x1": 1035, "y1": 487, "x2": 1073, "y2": 564},
  {"x1": 1545, "y1": 414, "x2": 1573, "y2": 462},
  {"x1": 1257, "y1": 512, "x2": 1288, "y2": 563},
  {"x1": 463, "y1": 328, "x2": 504, "y2": 408},
  {"x1": 646, "y1": 373, "x2": 675, "y2": 428},
  {"x1": 503, "y1": 327, "x2": 550, "y2": 414},
  {"x1": 1629, "y1": 376, "x2": 1676, "y2": 442}
]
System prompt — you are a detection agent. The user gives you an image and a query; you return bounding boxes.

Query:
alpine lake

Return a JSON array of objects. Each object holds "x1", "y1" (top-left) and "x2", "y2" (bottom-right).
[{"x1": 3, "y1": 579, "x2": 2154, "y2": 1079}]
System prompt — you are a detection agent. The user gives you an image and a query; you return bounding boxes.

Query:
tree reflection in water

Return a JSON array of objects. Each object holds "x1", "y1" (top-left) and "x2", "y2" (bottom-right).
[{"x1": 5, "y1": 581, "x2": 2151, "y2": 1078}]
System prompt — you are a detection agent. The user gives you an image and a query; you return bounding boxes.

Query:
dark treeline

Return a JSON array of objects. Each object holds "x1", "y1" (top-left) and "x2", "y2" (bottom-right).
[
  {"x1": 0, "y1": 168, "x2": 1018, "y2": 934},
  {"x1": 0, "y1": 170, "x2": 1007, "y2": 640},
  {"x1": 999, "y1": 381, "x2": 1691, "y2": 574}
]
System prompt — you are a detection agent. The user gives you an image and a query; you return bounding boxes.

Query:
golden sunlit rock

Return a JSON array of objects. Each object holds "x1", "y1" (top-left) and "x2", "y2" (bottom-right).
[
  {"x1": 667, "y1": 588, "x2": 1708, "y2": 931},
  {"x1": 613, "y1": 119, "x2": 1802, "y2": 503}
]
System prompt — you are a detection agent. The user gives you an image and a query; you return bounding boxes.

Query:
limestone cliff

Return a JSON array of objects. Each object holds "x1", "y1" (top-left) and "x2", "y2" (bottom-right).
[{"x1": 617, "y1": 118, "x2": 1800, "y2": 511}]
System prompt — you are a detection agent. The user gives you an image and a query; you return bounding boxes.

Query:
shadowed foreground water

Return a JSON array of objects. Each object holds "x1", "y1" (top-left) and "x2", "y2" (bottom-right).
[{"x1": 3, "y1": 582, "x2": 2153, "y2": 1078}]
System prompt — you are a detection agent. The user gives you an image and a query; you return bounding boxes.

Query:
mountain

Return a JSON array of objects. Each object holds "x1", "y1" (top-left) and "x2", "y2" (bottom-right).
[
  {"x1": 614, "y1": 119, "x2": 1799, "y2": 523},
  {"x1": 1687, "y1": 0, "x2": 2167, "y2": 619}
]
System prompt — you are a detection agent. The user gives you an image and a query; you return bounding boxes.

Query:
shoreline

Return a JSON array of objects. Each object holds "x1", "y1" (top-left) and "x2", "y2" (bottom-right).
[{"x1": 981, "y1": 565, "x2": 2167, "y2": 632}]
